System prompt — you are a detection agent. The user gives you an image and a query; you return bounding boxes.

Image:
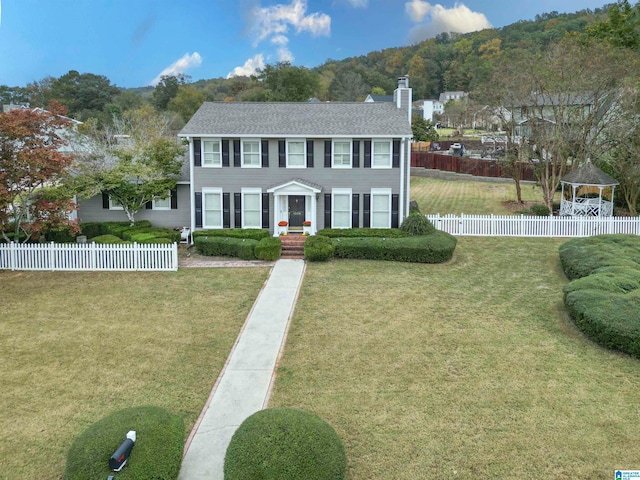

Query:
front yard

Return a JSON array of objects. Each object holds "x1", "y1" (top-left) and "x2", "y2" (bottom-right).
[
  {"x1": 270, "y1": 237, "x2": 640, "y2": 479},
  {"x1": 0, "y1": 268, "x2": 269, "y2": 479}
]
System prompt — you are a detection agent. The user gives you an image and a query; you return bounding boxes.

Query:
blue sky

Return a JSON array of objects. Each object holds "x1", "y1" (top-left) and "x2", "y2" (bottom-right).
[{"x1": 0, "y1": 0, "x2": 612, "y2": 88}]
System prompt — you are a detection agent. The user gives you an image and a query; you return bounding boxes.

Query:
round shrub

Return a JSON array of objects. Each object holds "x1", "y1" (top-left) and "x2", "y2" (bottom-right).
[
  {"x1": 224, "y1": 408, "x2": 346, "y2": 480},
  {"x1": 399, "y1": 212, "x2": 436, "y2": 236},
  {"x1": 91, "y1": 234, "x2": 129, "y2": 244},
  {"x1": 304, "y1": 235, "x2": 335, "y2": 261},
  {"x1": 63, "y1": 406, "x2": 184, "y2": 480},
  {"x1": 530, "y1": 204, "x2": 550, "y2": 216},
  {"x1": 255, "y1": 237, "x2": 282, "y2": 260}
]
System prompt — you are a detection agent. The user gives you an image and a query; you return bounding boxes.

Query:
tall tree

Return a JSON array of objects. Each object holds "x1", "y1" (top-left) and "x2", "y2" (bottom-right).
[
  {"x1": 49, "y1": 71, "x2": 120, "y2": 121},
  {"x1": 585, "y1": 0, "x2": 640, "y2": 50},
  {"x1": 167, "y1": 85, "x2": 206, "y2": 122},
  {"x1": 329, "y1": 71, "x2": 369, "y2": 101},
  {"x1": 0, "y1": 102, "x2": 79, "y2": 242},
  {"x1": 151, "y1": 74, "x2": 187, "y2": 110},
  {"x1": 256, "y1": 62, "x2": 320, "y2": 102}
]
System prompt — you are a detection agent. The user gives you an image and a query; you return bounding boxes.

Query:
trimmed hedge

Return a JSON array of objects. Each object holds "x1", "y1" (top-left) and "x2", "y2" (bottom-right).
[
  {"x1": 63, "y1": 406, "x2": 184, "y2": 480},
  {"x1": 91, "y1": 234, "x2": 131, "y2": 244},
  {"x1": 560, "y1": 234, "x2": 640, "y2": 359},
  {"x1": 122, "y1": 227, "x2": 181, "y2": 243},
  {"x1": 333, "y1": 231, "x2": 457, "y2": 263},
  {"x1": 317, "y1": 228, "x2": 410, "y2": 238},
  {"x1": 195, "y1": 235, "x2": 258, "y2": 260},
  {"x1": 530, "y1": 204, "x2": 550, "y2": 216},
  {"x1": 255, "y1": 237, "x2": 282, "y2": 260},
  {"x1": 192, "y1": 229, "x2": 270, "y2": 241},
  {"x1": 224, "y1": 408, "x2": 346, "y2": 480},
  {"x1": 304, "y1": 235, "x2": 335, "y2": 262}
]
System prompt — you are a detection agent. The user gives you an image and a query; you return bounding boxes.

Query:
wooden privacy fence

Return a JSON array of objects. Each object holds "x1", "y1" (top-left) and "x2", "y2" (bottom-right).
[
  {"x1": 412, "y1": 152, "x2": 536, "y2": 181},
  {"x1": 426, "y1": 214, "x2": 640, "y2": 237},
  {"x1": 0, "y1": 242, "x2": 179, "y2": 271}
]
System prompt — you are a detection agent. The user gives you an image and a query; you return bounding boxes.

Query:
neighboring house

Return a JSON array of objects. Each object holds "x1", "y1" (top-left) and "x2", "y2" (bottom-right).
[
  {"x1": 415, "y1": 99, "x2": 443, "y2": 122},
  {"x1": 439, "y1": 91, "x2": 468, "y2": 104},
  {"x1": 178, "y1": 76, "x2": 414, "y2": 236},
  {"x1": 364, "y1": 94, "x2": 394, "y2": 103}
]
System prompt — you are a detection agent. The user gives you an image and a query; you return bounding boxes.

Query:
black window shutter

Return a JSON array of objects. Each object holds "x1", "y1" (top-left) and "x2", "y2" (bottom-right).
[
  {"x1": 233, "y1": 140, "x2": 241, "y2": 167},
  {"x1": 261, "y1": 140, "x2": 269, "y2": 168},
  {"x1": 194, "y1": 139, "x2": 202, "y2": 167},
  {"x1": 364, "y1": 140, "x2": 372, "y2": 168},
  {"x1": 145, "y1": 201, "x2": 153, "y2": 210},
  {"x1": 352, "y1": 194, "x2": 360, "y2": 228},
  {"x1": 278, "y1": 140, "x2": 286, "y2": 167},
  {"x1": 222, "y1": 140, "x2": 230, "y2": 167},
  {"x1": 324, "y1": 140, "x2": 331, "y2": 168},
  {"x1": 171, "y1": 188, "x2": 178, "y2": 209},
  {"x1": 223, "y1": 193, "x2": 231, "y2": 228},
  {"x1": 262, "y1": 193, "x2": 270, "y2": 229},
  {"x1": 392, "y1": 139, "x2": 401, "y2": 168},
  {"x1": 306, "y1": 140, "x2": 314, "y2": 167},
  {"x1": 234, "y1": 193, "x2": 242, "y2": 227},
  {"x1": 391, "y1": 194, "x2": 399, "y2": 228},
  {"x1": 363, "y1": 194, "x2": 371, "y2": 228},
  {"x1": 195, "y1": 192, "x2": 203, "y2": 228},
  {"x1": 102, "y1": 192, "x2": 109, "y2": 209},
  {"x1": 324, "y1": 194, "x2": 331, "y2": 229},
  {"x1": 352, "y1": 140, "x2": 360, "y2": 168}
]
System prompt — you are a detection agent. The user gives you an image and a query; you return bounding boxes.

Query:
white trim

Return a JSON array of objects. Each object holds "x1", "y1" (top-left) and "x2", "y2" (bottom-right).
[
  {"x1": 109, "y1": 197, "x2": 123, "y2": 211},
  {"x1": 202, "y1": 138, "x2": 222, "y2": 168},
  {"x1": 332, "y1": 139, "x2": 352, "y2": 169},
  {"x1": 201, "y1": 187, "x2": 224, "y2": 229},
  {"x1": 370, "y1": 188, "x2": 392, "y2": 228},
  {"x1": 332, "y1": 188, "x2": 352, "y2": 229},
  {"x1": 286, "y1": 138, "x2": 306, "y2": 169},
  {"x1": 241, "y1": 187, "x2": 262, "y2": 228},
  {"x1": 179, "y1": 133, "x2": 409, "y2": 139},
  {"x1": 189, "y1": 138, "x2": 195, "y2": 238},
  {"x1": 371, "y1": 139, "x2": 392, "y2": 169},
  {"x1": 152, "y1": 191, "x2": 171, "y2": 210},
  {"x1": 241, "y1": 138, "x2": 261, "y2": 168}
]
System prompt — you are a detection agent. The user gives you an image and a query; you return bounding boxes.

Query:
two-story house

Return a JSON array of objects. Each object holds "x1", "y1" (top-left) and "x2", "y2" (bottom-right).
[{"x1": 177, "y1": 76, "x2": 414, "y2": 236}]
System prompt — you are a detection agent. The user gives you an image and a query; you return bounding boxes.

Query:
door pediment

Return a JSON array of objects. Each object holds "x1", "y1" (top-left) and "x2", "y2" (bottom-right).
[{"x1": 267, "y1": 178, "x2": 322, "y2": 195}]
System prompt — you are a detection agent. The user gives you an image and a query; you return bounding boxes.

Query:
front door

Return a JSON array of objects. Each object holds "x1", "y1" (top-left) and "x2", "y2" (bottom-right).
[{"x1": 288, "y1": 195, "x2": 305, "y2": 228}]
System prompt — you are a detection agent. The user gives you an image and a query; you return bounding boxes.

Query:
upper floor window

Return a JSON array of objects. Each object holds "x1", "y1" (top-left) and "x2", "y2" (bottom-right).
[
  {"x1": 372, "y1": 140, "x2": 392, "y2": 168},
  {"x1": 333, "y1": 140, "x2": 351, "y2": 168},
  {"x1": 242, "y1": 139, "x2": 261, "y2": 168},
  {"x1": 203, "y1": 139, "x2": 221, "y2": 167},
  {"x1": 287, "y1": 140, "x2": 306, "y2": 168}
]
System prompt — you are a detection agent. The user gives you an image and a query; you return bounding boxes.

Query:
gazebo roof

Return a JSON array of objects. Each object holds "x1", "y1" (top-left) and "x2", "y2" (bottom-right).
[{"x1": 561, "y1": 160, "x2": 619, "y2": 186}]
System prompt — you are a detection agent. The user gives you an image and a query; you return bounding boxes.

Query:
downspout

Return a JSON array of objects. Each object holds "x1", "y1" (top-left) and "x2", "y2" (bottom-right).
[
  {"x1": 399, "y1": 137, "x2": 406, "y2": 222},
  {"x1": 188, "y1": 137, "x2": 195, "y2": 243}
]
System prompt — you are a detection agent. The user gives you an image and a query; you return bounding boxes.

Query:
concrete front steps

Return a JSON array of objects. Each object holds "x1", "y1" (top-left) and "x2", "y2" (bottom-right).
[{"x1": 280, "y1": 233, "x2": 306, "y2": 259}]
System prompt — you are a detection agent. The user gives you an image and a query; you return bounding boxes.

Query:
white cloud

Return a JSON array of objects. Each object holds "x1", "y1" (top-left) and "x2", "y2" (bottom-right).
[
  {"x1": 405, "y1": 1, "x2": 492, "y2": 43},
  {"x1": 227, "y1": 54, "x2": 265, "y2": 78},
  {"x1": 343, "y1": 0, "x2": 369, "y2": 7},
  {"x1": 248, "y1": 0, "x2": 331, "y2": 47},
  {"x1": 149, "y1": 52, "x2": 202, "y2": 86},
  {"x1": 277, "y1": 46, "x2": 294, "y2": 63}
]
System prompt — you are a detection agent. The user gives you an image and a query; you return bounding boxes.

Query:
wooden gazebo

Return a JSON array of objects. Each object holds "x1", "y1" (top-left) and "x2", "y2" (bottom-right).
[{"x1": 559, "y1": 159, "x2": 618, "y2": 217}]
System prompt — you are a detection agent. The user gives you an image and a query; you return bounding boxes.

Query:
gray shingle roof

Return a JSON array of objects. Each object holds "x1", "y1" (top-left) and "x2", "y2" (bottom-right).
[
  {"x1": 179, "y1": 102, "x2": 412, "y2": 137},
  {"x1": 561, "y1": 160, "x2": 619, "y2": 186}
]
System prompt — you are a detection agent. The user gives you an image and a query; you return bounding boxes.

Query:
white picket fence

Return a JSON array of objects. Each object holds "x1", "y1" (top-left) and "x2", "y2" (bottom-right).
[
  {"x1": 426, "y1": 213, "x2": 640, "y2": 237},
  {"x1": 0, "y1": 242, "x2": 179, "y2": 271}
]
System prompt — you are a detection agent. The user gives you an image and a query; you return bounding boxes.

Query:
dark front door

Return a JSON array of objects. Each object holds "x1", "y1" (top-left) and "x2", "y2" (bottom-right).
[{"x1": 288, "y1": 195, "x2": 305, "y2": 228}]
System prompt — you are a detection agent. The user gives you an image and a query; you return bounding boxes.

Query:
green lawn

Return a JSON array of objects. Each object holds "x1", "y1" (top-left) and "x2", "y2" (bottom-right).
[
  {"x1": 270, "y1": 237, "x2": 640, "y2": 479},
  {"x1": 410, "y1": 176, "x2": 546, "y2": 215},
  {"x1": 0, "y1": 268, "x2": 269, "y2": 479}
]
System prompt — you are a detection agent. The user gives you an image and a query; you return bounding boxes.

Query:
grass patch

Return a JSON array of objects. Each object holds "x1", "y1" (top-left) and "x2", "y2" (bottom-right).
[
  {"x1": 0, "y1": 268, "x2": 268, "y2": 479},
  {"x1": 410, "y1": 176, "x2": 546, "y2": 215},
  {"x1": 270, "y1": 237, "x2": 640, "y2": 479}
]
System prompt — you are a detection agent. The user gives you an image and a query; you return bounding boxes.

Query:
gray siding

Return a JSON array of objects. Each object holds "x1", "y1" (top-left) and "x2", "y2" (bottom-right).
[{"x1": 77, "y1": 184, "x2": 191, "y2": 228}]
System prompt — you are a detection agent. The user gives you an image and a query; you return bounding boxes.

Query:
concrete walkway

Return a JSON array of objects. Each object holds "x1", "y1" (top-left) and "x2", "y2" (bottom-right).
[{"x1": 178, "y1": 259, "x2": 306, "y2": 480}]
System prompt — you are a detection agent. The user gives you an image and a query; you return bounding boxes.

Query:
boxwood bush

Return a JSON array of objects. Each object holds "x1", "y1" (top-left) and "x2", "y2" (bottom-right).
[
  {"x1": 91, "y1": 234, "x2": 131, "y2": 244},
  {"x1": 560, "y1": 234, "x2": 640, "y2": 358},
  {"x1": 224, "y1": 408, "x2": 346, "y2": 480},
  {"x1": 530, "y1": 204, "x2": 551, "y2": 216},
  {"x1": 255, "y1": 237, "x2": 282, "y2": 260},
  {"x1": 304, "y1": 235, "x2": 335, "y2": 262},
  {"x1": 79, "y1": 222, "x2": 108, "y2": 239},
  {"x1": 63, "y1": 406, "x2": 184, "y2": 480},
  {"x1": 192, "y1": 228, "x2": 270, "y2": 241},
  {"x1": 317, "y1": 228, "x2": 410, "y2": 238},
  {"x1": 195, "y1": 235, "x2": 258, "y2": 260},
  {"x1": 332, "y1": 231, "x2": 457, "y2": 263},
  {"x1": 122, "y1": 227, "x2": 180, "y2": 243}
]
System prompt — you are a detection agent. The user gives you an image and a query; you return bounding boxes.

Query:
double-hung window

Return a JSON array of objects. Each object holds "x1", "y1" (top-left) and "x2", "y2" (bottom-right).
[
  {"x1": 287, "y1": 140, "x2": 305, "y2": 168},
  {"x1": 202, "y1": 188, "x2": 223, "y2": 228},
  {"x1": 109, "y1": 197, "x2": 123, "y2": 210},
  {"x1": 242, "y1": 188, "x2": 262, "y2": 228},
  {"x1": 152, "y1": 190, "x2": 171, "y2": 210},
  {"x1": 332, "y1": 189, "x2": 352, "y2": 229},
  {"x1": 202, "y1": 139, "x2": 221, "y2": 167},
  {"x1": 333, "y1": 140, "x2": 351, "y2": 168},
  {"x1": 242, "y1": 139, "x2": 261, "y2": 167},
  {"x1": 372, "y1": 140, "x2": 392, "y2": 168},
  {"x1": 371, "y1": 188, "x2": 391, "y2": 228}
]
